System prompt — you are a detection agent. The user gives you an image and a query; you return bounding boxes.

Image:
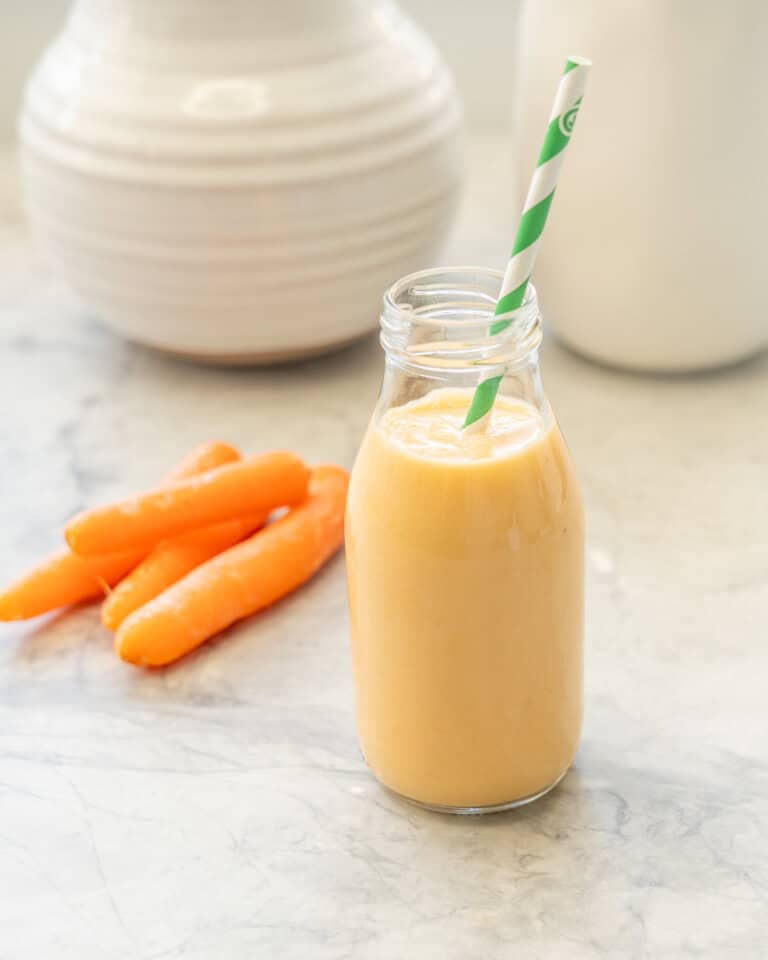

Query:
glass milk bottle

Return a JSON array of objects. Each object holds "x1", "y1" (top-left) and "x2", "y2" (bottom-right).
[{"x1": 346, "y1": 267, "x2": 585, "y2": 813}]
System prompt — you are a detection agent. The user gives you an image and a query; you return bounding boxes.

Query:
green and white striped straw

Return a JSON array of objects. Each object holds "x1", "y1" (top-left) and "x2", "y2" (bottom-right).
[{"x1": 463, "y1": 55, "x2": 592, "y2": 431}]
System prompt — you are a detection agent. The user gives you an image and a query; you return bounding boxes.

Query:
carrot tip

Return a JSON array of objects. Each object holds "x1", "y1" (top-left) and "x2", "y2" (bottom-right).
[
  {"x1": 102, "y1": 605, "x2": 119, "y2": 632},
  {"x1": 63, "y1": 527, "x2": 83, "y2": 555},
  {"x1": 114, "y1": 631, "x2": 137, "y2": 665}
]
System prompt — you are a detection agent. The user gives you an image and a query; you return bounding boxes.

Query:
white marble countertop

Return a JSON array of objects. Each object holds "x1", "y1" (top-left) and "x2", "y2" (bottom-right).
[{"x1": 1, "y1": 145, "x2": 766, "y2": 959}]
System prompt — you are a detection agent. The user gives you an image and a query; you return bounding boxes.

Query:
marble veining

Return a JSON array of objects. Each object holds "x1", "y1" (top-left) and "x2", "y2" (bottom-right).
[{"x1": 1, "y1": 146, "x2": 767, "y2": 959}]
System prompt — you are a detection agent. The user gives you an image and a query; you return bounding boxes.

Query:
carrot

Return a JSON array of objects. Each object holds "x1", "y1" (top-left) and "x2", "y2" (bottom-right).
[
  {"x1": 65, "y1": 451, "x2": 309, "y2": 556},
  {"x1": 101, "y1": 513, "x2": 266, "y2": 630},
  {"x1": 115, "y1": 464, "x2": 349, "y2": 667},
  {"x1": 0, "y1": 440, "x2": 240, "y2": 621},
  {"x1": 0, "y1": 548, "x2": 146, "y2": 621},
  {"x1": 162, "y1": 440, "x2": 240, "y2": 482}
]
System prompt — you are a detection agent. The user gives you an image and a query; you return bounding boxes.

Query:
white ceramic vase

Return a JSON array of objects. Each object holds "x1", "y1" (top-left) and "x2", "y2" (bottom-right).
[
  {"x1": 520, "y1": 0, "x2": 767, "y2": 372},
  {"x1": 20, "y1": 0, "x2": 463, "y2": 362}
]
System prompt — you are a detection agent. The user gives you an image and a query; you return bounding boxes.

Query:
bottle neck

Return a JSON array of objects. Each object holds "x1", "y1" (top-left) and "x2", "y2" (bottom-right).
[
  {"x1": 377, "y1": 348, "x2": 547, "y2": 422},
  {"x1": 376, "y1": 266, "x2": 548, "y2": 421}
]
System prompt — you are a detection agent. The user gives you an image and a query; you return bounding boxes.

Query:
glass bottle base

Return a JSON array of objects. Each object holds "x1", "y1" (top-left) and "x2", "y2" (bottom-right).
[{"x1": 381, "y1": 767, "x2": 569, "y2": 816}]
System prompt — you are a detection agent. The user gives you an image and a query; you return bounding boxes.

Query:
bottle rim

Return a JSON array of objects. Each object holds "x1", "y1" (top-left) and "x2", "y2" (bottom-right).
[{"x1": 380, "y1": 266, "x2": 542, "y2": 372}]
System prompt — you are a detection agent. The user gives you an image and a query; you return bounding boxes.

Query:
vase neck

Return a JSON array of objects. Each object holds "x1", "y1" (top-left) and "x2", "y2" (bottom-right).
[
  {"x1": 65, "y1": 0, "x2": 403, "y2": 68},
  {"x1": 69, "y1": 0, "x2": 393, "y2": 40}
]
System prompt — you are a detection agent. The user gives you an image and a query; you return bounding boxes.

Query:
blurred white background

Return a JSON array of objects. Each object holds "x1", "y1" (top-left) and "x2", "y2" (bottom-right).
[{"x1": 0, "y1": 0, "x2": 522, "y2": 139}]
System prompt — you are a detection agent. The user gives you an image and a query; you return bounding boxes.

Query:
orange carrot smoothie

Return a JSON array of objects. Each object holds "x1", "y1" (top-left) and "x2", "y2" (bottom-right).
[{"x1": 346, "y1": 387, "x2": 584, "y2": 810}]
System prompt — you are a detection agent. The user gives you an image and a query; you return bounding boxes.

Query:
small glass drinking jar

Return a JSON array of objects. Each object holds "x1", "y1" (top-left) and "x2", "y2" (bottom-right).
[{"x1": 345, "y1": 267, "x2": 584, "y2": 814}]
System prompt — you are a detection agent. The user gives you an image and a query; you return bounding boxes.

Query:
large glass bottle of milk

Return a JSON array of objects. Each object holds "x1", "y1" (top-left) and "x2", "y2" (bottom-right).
[{"x1": 346, "y1": 267, "x2": 585, "y2": 814}]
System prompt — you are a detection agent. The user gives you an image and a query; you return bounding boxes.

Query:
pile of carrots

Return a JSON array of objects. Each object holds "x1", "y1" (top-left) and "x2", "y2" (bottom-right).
[{"x1": 0, "y1": 441, "x2": 349, "y2": 667}]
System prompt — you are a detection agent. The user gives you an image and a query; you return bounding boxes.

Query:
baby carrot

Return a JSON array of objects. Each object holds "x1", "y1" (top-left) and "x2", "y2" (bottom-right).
[
  {"x1": 66, "y1": 451, "x2": 309, "y2": 556},
  {"x1": 101, "y1": 513, "x2": 266, "y2": 630},
  {"x1": 162, "y1": 440, "x2": 240, "y2": 481},
  {"x1": 115, "y1": 464, "x2": 349, "y2": 667},
  {"x1": 0, "y1": 548, "x2": 145, "y2": 621},
  {"x1": 0, "y1": 440, "x2": 241, "y2": 621}
]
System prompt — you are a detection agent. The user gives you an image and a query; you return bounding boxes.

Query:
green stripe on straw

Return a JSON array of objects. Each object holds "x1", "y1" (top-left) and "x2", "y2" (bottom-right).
[
  {"x1": 490, "y1": 279, "x2": 529, "y2": 334},
  {"x1": 463, "y1": 55, "x2": 592, "y2": 430},
  {"x1": 537, "y1": 115, "x2": 574, "y2": 165},
  {"x1": 462, "y1": 375, "x2": 504, "y2": 428}
]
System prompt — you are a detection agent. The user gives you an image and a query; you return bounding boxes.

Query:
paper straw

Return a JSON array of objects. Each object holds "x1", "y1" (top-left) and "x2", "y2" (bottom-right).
[{"x1": 463, "y1": 55, "x2": 592, "y2": 430}]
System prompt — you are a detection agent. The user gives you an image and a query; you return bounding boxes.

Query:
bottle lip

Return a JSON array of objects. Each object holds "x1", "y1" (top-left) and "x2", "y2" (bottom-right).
[{"x1": 380, "y1": 265, "x2": 541, "y2": 371}]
